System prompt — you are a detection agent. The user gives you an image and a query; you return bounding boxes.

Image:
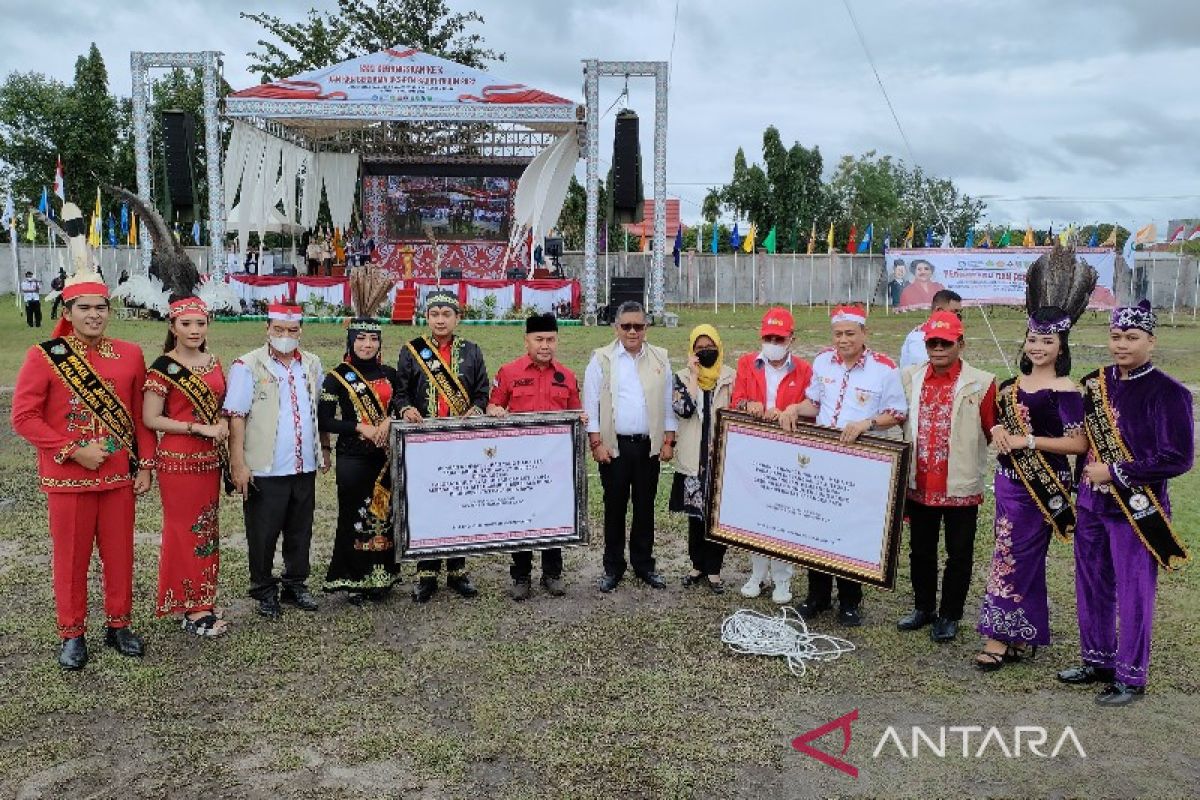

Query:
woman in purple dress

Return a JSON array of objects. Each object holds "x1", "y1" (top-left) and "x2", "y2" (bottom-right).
[{"x1": 975, "y1": 306, "x2": 1089, "y2": 671}]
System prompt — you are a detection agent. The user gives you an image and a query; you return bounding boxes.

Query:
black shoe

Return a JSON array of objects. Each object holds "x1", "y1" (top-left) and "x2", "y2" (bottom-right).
[
  {"x1": 837, "y1": 606, "x2": 863, "y2": 628},
  {"x1": 1056, "y1": 664, "x2": 1115, "y2": 685},
  {"x1": 446, "y1": 574, "x2": 478, "y2": 598},
  {"x1": 795, "y1": 599, "x2": 832, "y2": 620},
  {"x1": 706, "y1": 578, "x2": 726, "y2": 595},
  {"x1": 1096, "y1": 681, "x2": 1145, "y2": 707},
  {"x1": 103, "y1": 626, "x2": 145, "y2": 657},
  {"x1": 681, "y1": 572, "x2": 706, "y2": 588},
  {"x1": 930, "y1": 617, "x2": 959, "y2": 642},
  {"x1": 897, "y1": 609, "x2": 937, "y2": 631},
  {"x1": 347, "y1": 592, "x2": 368, "y2": 606},
  {"x1": 510, "y1": 579, "x2": 532, "y2": 601},
  {"x1": 636, "y1": 571, "x2": 667, "y2": 589},
  {"x1": 280, "y1": 587, "x2": 319, "y2": 611},
  {"x1": 541, "y1": 575, "x2": 566, "y2": 597},
  {"x1": 58, "y1": 635, "x2": 87, "y2": 671},
  {"x1": 412, "y1": 577, "x2": 438, "y2": 603},
  {"x1": 256, "y1": 596, "x2": 282, "y2": 619},
  {"x1": 599, "y1": 574, "x2": 621, "y2": 593}
]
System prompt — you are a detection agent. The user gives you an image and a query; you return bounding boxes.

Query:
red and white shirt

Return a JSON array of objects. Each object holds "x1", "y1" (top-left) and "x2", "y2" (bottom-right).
[
  {"x1": 806, "y1": 347, "x2": 907, "y2": 430},
  {"x1": 908, "y1": 360, "x2": 997, "y2": 507}
]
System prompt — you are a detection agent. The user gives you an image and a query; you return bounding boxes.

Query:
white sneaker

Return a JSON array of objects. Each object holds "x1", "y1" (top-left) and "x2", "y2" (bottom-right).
[
  {"x1": 740, "y1": 577, "x2": 764, "y2": 598},
  {"x1": 772, "y1": 582, "x2": 793, "y2": 605}
]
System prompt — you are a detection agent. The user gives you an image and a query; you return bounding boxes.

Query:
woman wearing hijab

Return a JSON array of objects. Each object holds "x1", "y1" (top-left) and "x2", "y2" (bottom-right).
[
  {"x1": 669, "y1": 324, "x2": 736, "y2": 593},
  {"x1": 318, "y1": 318, "x2": 401, "y2": 604}
]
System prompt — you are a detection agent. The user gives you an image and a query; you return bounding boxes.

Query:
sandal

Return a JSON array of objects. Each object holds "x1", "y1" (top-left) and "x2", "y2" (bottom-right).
[
  {"x1": 182, "y1": 613, "x2": 229, "y2": 638},
  {"x1": 681, "y1": 572, "x2": 706, "y2": 588},
  {"x1": 1003, "y1": 643, "x2": 1038, "y2": 663},
  {"x1": 706, "y1": 577, "x2": 726, "y2": 595},
  {"x1": 974, "y1": 649, "x2": 1006, "y2": 672}
]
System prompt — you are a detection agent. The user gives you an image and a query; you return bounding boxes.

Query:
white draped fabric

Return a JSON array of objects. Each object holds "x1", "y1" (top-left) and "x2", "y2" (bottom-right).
[
  {"x1": 464, "y1": 283, "x2": 517, "y2": 316},
  {"x1": 520, "y1": 284, "x2": 573, "y2": 313},
  {"x1": 299, "y1": 152, "x2": 360, "y2": 232},
  {"x1": 294, "y1": 281, "x2": 345, "y2": 307}
]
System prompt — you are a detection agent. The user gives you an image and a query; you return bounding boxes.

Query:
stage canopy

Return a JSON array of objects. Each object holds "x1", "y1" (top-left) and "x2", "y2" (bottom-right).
[{"x1": 223, "y1": 46, "x2": 582, "y2": 268}]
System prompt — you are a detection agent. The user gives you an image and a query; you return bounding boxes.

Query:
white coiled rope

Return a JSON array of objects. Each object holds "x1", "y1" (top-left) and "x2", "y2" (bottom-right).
[{"x1": 720, "y1": 607, "x2": 857, "y2": 676}]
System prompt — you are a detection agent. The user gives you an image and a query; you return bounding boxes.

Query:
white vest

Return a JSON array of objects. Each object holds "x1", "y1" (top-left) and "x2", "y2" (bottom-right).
[
  {"x1": 239, "y1": 345, "x2": 324, "y2": 473},
  {"x1": 592, "y1": 341, "x2": 671, "y2": 457}
]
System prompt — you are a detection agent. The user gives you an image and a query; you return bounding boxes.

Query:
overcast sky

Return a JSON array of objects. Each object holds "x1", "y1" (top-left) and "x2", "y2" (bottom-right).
[{"x1": 3, "y1": 0, "x2": 1197, "y2": 230}]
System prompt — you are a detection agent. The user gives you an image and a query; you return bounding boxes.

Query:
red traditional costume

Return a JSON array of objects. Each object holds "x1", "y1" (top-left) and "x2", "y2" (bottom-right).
[
  {"x1": 144, "y1": 298, "x2": 227, "y2": 617},
  {"x1": 11, "y1": 278, "x2": 156, "y2": 640}
]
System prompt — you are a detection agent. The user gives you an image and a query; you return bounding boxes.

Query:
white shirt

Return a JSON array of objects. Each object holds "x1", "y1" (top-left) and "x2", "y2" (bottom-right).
[
  {"x1": 223, "y1": 352, "x2": 319, "y2": 477},
  {"x1": 20, "y1": 279, "x2": 41, "y2": 302},
  {"x1": 583, "y1": 341, "x2": 677, "y2": 435},
  {"x1": 762, "y1": 355, "x2": 790, "y2": 410},
  {"x1": 806, "y1": 347, "x2": 908, "y2": 429},
  {"x1": 899, "y1": 326, "x2": 927, "y2": 370}
]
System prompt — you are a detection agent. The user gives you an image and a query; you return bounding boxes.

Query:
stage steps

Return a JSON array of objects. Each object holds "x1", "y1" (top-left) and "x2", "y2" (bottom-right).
[{"x1": 391, "y1": 287, "x2": 417, "y2": 325}]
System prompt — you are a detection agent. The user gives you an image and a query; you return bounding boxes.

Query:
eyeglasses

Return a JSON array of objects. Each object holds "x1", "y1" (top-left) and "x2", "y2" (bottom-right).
[
  {"x1": 619, "y1": 323, "x2": 647, "y2": 332},
  {"x1": 925, "y1": 338, "x2": 956, "y2": 350},
  {"x1": 761, "y1": 335, "x2": 788, "y2": 344}
]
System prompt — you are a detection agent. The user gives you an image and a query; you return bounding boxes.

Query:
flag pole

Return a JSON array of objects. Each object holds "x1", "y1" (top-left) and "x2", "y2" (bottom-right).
[
  {"x1": 1172, "y1": 245, "x2": 1181, "y2": 322},
  {"x1": 732, "y1": 248, "x2": 738, "y2": 313},
  {"x1": 789, "y1": 249, "x2": 796, "y2": 313},
  {"x1": 807, "y1": 251, "x2": 814, "y2": 308},
  {"x1": 751, "y1": 248, "x2": 757, "y2": 306},
  {"x1": 827, "y1": 249, "x2": 833, "y2": 311},
  {"x1": 8, "y1": 221, "x2": 19, "y2": 311}
]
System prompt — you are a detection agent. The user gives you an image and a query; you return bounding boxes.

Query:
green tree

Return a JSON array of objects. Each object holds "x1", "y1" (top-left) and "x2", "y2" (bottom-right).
[
  {"x1": 0, "y1": 72, "x2": 72, "y2": 211},
  {"x1": 62, "y1": 44, "x2": 121, "y2": 218},
  {"x1": 242, "y1": 0, "x2": 504, "y2": 82}
]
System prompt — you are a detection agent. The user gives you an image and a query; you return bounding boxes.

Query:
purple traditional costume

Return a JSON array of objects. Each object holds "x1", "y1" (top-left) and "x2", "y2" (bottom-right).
[
  {"x1": 1073, "y1": 305, "x2": 1193, "y2": 689},
  {"x1": 978, "y1": 386, "x2": 1083, "y2": 645}
]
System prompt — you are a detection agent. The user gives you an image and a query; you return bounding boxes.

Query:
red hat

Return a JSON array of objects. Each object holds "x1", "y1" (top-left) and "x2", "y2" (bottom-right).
[
  {"x1": 51, "y1": 274, "x2": 111, "y2": 338},
  {"x1": 759, "y1": 307, "x2": 794, "y2": 337},
  {"x1": 830, "y1": 304, "x2": 867, "y2": 326},
  {"x1": 922, "y1": 310, "x2": 964, "y2": 341}
]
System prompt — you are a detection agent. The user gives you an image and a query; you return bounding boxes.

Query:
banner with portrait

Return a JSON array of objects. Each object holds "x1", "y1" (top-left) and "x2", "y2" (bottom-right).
[
  {"x1": 885, "y1": 248, "x2": 1118, "y2": 311},
  {"x1": 392, "y1": 412, "x2": 588, "y2": 559},
  {"x1": 708, "y1": 413, "x2": 910, "y2": 589}
]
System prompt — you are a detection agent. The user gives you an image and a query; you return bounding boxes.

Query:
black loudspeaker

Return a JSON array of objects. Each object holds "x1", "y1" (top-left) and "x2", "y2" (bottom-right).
[
  {"x1": 440, "y1": 268, "x2": 463, "y2": 280},
  {"x1": 161, "y1": 110, "x2": 196, "y2": 209},
  {"x1": 609, "y1": 276, "x2": 645, "y2": 308},
  {"x1": 611, "y1": 110, "x2": 643, "y2": 224},
  {"x1": 506, "y1": 268, "x2": 528, "y2": 280},
  {"x1": 544, "y1": 237, "x2": 563, "y2": 258}
]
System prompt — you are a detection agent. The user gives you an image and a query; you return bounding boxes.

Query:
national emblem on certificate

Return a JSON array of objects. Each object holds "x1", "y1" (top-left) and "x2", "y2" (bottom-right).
[
  {"x1": 392, "y1": 412, "x2": 590, "y2": 559},
  {"x1": 707, "y1": 412, "x2": 910, "y2": 588}
]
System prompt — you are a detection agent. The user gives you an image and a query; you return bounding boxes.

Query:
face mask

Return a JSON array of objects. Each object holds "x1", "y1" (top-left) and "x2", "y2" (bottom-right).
[
  {"x1": 270, "y1": 336, "x2": 299, "y2": 355},
  {"x1": 695, "y1": 348, "x2": 720, "y2": 368},
  {"x1": 761, "y1": 342, "x2": 788, "y2": 362}
]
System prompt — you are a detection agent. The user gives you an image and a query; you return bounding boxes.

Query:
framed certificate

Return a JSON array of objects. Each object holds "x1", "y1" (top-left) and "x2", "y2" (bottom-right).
[
  {"x1": 707, "y1": 411, "x2": 911, "y2": 589},
  {"x1": 392, "y1": 412, "x2": 589, "y2": 560}
]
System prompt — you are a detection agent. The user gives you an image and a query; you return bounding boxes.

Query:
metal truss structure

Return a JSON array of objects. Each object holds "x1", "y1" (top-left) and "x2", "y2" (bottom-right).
[{"x1": 581, "y1": 60, "x2": 669, "y2": 323}]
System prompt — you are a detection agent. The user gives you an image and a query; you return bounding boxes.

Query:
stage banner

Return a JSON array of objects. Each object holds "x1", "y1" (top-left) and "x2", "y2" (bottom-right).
[
  {"x1": 393, "y1": 412, "x2": 589, "y2": 560},
  {"x1": 885, "y1": 248, "x2": 1118, "y2": 311},
  {"x1": 708, "y1": 413, "x2": 910, "y2": 589}
]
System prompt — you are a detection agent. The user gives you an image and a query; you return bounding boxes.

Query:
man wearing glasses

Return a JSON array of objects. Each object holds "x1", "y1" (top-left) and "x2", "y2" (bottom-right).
[
  {"x1": 898, "y1": 290, "x2": 963, "y2": 370},
  {"x1": 584, "y1": 301, "x2": 676, "y2": 592},
  {"x1": 897, "y1": 310, "x2": 997, "y2": 643}
]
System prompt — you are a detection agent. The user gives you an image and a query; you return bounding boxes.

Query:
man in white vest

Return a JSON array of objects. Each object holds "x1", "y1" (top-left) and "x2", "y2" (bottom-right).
[
  {"x1": 225, "y1": 303, "x2": 328, "y2": 619},
  {"x1": 897, "y1": 310, "x2": 997, "y2": 642},
  {"x1": 583, "y1": 301, "x2": 676, "y2": 592}
]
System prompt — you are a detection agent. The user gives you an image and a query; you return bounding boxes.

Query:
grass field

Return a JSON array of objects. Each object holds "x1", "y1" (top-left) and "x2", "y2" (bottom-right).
[{"x1": 1, "y1": 300, "x2": 1198, "y2": 799}]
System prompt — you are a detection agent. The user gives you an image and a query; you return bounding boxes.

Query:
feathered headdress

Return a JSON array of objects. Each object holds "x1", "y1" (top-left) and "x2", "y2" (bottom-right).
[
  {"x1": 103, "y1": 184, "x2": 199, "y2": 301},
  {"x1": 348, "y1": 264, "x2": 394, "y2": 321},
  {"x1": 1024, "y1": 243, "x2": 1097, "y2": 330}
]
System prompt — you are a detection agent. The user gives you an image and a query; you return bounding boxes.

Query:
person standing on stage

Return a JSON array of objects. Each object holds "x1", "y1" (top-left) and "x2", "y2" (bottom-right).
[
  {"x1": 21, "y1": 270, "x2": 43, "y2": 328},
  {"x1": 976, "y1": 307, "x2": 1088, "y2": 670},
  {"x1": 669, "y1": 323, "x2": 735, "y2": 594},
  {"x1": 394, "y1": 289, "x2": 490, "y2": 602},
  {"x1": 897, "y1": 310, "x2": 997, "y2": 643},
  {"x1": 1057, "y1": 301, "x2": 1193, "y2": 706},
  {"x1": 487, "y1": 312, "x2": 582, "y2": 600},
  {"x1": 12, "y1": 267, "x2": 156, "y2": 670},
  {"x1": 779, "y1": 305, "x2": 907, "y2": 625},
  {"x1": 224, "y1": 303, "x2": 327, "y2": 620},
  {"x1": 142, "y1": 297, "x2": 230, "y2": 637},
  {"x1": 731, "y1": 307, "x2": 814, "y2": 604},
  {"x1": 583, "y1": 300, "x2": 676, "y2": 593},
  {"x1": 318, "y1": 317, "x2": 401, "y2": 605},
  {"x1": 898, "y1": 290, "x2": 962, "y2": 370}
]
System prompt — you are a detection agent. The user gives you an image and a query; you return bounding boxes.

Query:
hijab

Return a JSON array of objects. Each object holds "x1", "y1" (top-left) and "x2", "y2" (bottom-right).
[{"x1": 690, "y1": 323, "x2": 724, "y2": 391}]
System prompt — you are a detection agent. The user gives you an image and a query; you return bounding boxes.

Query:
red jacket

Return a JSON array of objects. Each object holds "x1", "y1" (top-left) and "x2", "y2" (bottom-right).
[
  {"x1": 11, "y1": 335, "x2": 155, "y2": 493},
  {"x1": 489, "y1": 355, "x2": 581, "y2": 412},
  {"x1": 731, "y1": 352, "x2": 814, "y2": 411}
]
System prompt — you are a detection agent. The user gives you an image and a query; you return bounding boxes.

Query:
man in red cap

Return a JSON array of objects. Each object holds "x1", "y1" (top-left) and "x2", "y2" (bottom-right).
[
  {"x1": 731, "y1": 306, "x2": 814, "y2": 603},
  {"x1": 225, "y1": 303, "x2": 328, "y2": 620},
  {"x1": 897, "y1": 310, "x2": 997, "y2": 643},
  {"x1": 12, "y1": 270, "x2": 156, "y2": 670}
]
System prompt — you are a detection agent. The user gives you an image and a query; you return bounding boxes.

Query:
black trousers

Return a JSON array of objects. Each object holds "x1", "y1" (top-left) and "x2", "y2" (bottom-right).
[
  {"x1": 244, "y1": 472, "x2": 316, "y2": 600},
  {"x1": 25, "y1": 300, "x2": 42, "y2": 328},
  {"x1": 416, "y1": 557, "x2": 466, "y2": 576},
  {"x1": 806, "y1": 571, "x2": 863, "y2": 610},
  {"x1": 511, "y1": 548, "x2": 563, "y2": 580},
  {"x1": 599, "y1": 435, "x2": 660, "y2": 577},
  {"x1": 906, "y1": 500, "x2": 979, "y2": 621},
  {"x1": 50, "y1": 295, "x2": 63, "y2": 319},
  {"x1": 686, "y1": 516, "x2": 726, "y2": 576}
]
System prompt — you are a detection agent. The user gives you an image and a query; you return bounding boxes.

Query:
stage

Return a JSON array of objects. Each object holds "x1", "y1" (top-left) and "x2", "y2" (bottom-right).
[{"x1": 226, "y1": 273, "x2": 580, "y2": 316}]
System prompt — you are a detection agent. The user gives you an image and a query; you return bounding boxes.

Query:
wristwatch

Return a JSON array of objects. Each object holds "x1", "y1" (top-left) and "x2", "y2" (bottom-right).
[
  {"x1": 1026, "y1": 433, "x2": 1036, "y2": 450},
  {"x1": 867, "y1": 418, "x2": 877, "y2": 432}
]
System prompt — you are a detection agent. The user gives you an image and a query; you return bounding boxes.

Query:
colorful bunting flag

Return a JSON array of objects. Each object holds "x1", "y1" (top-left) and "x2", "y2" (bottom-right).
[
  {"x1": 807, "y1": 220, "x2": 817, "y2": 255},
  {"x1": 856, "y1": 223, "x2": 873, "y2": 253},
  {"x1": 741, "y1": 223, "x2": 756, "y2": 253},
  {"x1": 730, "y1": 223, "x2": 741, "y2": 251},
  {"x1": 1022, "y1": 224, "x2": 1035, "y2": 247},
  {"x1": 923, "y1": 227, "x2": 933, "y2": 248},
  {"x1": 846, "y1": 224, "x2": 857, "y2": 254},
  {"x1": 1134, "y1": 223, "x2": 1157, "y2": 245},
  {"x1": 53, "y1": 156, "x2": 66, "y2": 202},
  {"x1": 1100, "y1": 226, "x2": 1117, "y2": 247},
  {"x1": 709, "y1": 221, "x2": 719, "y2": 254},
  {"x1": 762, "y1": 225, "x2": 777, "y2": 254},
  {"x1": 902, "y1": 223, "x2": 914, "y2": 248},
  {"x1": 998, "y1": 228, "x2": 1011, "y2": 248},
  {"x1": 672, "y1": 226, "x2": 683, "y2": 267}
]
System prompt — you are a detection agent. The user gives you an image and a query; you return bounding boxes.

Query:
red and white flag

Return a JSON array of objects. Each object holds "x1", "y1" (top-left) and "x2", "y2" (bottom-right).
[
  {"x1": 1166, "y1": 224, "x2": 1186, "y2": 243},
  {"x1": 52, "y1": 156, "x2": 66, "y2": 202},
  {"x1": 1189, "y1": 224, "x2": 1200, "y2": 241}
]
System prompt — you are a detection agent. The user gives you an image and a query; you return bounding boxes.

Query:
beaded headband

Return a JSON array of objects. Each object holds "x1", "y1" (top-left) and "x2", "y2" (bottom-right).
[
  {"x1": 1027, "y1": 315, "x2": 1072, "y2": 335},
  {"x1": 169, "y1": 297, "x2": 209, "y2": 319}
]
